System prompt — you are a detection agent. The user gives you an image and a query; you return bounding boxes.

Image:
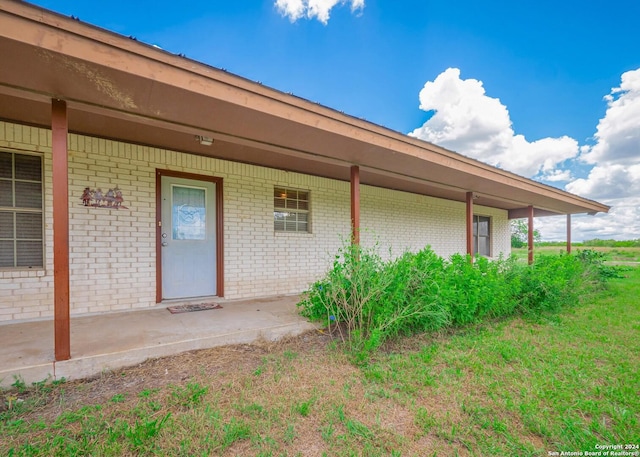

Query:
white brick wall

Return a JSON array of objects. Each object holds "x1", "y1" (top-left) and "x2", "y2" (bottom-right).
[
  {"x1": 0, "y1": 122, "x2": 54, "y2": 322},
  {"x1": 360, "y1": 186, "x2": 510, "y2": 260},
  {"x1": 0, "y1": 121, "x2": 510, "y2": 322}
]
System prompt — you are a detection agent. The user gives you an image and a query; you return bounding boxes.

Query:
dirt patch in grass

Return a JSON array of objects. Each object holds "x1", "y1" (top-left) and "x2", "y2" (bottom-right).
[{"x1": 16, "y1": 330, "x2": 334, "y2": 423}]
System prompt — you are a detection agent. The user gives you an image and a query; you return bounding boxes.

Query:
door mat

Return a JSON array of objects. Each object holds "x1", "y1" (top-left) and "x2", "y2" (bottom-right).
[{"x1": 167, "y1": 303, "x2": 223, "y2": 314}]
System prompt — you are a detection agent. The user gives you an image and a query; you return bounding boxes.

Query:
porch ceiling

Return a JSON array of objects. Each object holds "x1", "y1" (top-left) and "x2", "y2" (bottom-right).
[{"x1": 0, "y1": 1, "x2": 609, "y2": 217}]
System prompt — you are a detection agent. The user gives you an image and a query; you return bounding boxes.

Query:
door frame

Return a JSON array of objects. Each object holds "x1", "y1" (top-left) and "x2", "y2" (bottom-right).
[{"x1": 155, "y1": 169, "x2": 224, "y2": 302}]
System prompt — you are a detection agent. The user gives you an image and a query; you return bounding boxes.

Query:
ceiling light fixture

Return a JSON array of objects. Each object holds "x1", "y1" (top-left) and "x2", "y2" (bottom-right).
[{"x1": 196, "y1": 135, "x2": 213, "y2": 146}]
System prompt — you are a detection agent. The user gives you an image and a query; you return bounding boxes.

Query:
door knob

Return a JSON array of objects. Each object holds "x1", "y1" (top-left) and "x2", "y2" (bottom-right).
[{"x1": 162, "y1": 241, "x2": 168, "y2": 247}]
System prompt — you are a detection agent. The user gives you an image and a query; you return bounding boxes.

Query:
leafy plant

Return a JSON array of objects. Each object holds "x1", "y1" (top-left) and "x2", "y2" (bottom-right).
[
  {"x1": 299, "y1": 243, "x2": 451, "y2": 361},
  {"x1": 576, "y1": 249, "x2": 624, "y2": 280},
  {"x1": 10, "y1": 377, "x2": 27, "y2": 393},
  {"x1": 299, "y1": 240, "x2": 613, "y2": 361}
]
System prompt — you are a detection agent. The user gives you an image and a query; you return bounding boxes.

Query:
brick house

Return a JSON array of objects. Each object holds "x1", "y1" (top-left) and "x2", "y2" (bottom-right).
[{"x1": 0, "y1": 2, "x2": 608, "y2": 359}]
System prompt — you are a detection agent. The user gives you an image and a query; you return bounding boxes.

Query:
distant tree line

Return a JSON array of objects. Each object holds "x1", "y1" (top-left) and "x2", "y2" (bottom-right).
[
  {"x1": 511, "y1": 219, "x2": 640, "y2": 248},
  {"x1": 538, "y1": 239, "x2": 640, "y2": 248}
]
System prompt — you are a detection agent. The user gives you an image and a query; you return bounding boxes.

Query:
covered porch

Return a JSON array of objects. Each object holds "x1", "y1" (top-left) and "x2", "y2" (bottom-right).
[
  {"x1": 0, "y1": 0, "x2": 609, "y2": 375},
  {"x1": 0, "y1": 295, "x2": 316, "y2": 388}
]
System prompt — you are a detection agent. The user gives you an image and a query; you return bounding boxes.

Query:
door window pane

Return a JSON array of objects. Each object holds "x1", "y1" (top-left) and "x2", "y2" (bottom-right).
[{"x1": 172, "y1": 186, "x2": 206, "y2": 240}]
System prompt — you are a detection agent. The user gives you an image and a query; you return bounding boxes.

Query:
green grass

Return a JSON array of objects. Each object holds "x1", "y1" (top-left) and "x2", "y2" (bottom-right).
[
  {"x1": 512, "y1": 245, "x2": 640, "y2": 263},
  {"x1": 2, "y1": 268, "x2": 639, "y2": 456}
]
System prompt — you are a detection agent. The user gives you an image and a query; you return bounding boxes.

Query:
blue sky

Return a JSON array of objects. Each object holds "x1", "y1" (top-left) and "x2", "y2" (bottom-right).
[{"x1": 33, "y1": 0, "x2": 640, "y2": 241}]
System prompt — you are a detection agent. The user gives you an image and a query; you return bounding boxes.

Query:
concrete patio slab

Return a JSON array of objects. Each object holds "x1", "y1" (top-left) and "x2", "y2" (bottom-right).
[{"x1": 0, "y1": 295, "x2": 316, "y2": 388}]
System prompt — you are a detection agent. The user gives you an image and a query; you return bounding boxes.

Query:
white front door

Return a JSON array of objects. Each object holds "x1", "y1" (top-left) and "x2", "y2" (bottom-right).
[{"x1": 161, "y1": 176, "x2": 217, "y2": 299}]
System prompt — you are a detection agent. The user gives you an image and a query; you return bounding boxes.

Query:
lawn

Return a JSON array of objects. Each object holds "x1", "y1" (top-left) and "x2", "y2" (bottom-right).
[
  {"x1": 512, "y1": 245, "x2": 640, "y2": 264},
  {"x1": 2, "y1": 268, "x2": 639, "y2": 456}
]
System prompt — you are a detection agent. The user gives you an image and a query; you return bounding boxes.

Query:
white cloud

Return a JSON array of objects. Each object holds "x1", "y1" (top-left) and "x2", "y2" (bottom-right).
[
  {"x1": 566, "y1": 164, "x2": 640, "y2": 200},
  {"x1": 580, "y1": 68, "x2": 640, "y2": 165},
  {"x1": 275, "y1": 0, "x2": 364, "y2": 24},
  {"x1": 539, "y1": 169, "x2": 573, "y2": 182},
  {"x1": 409, "y1": 68, "x2": 579, "y2": 179},
  {"x1": 566, "y1": 68, "x2": 640, "y2": 203},
  {"x1": 275, "y1": 0, "x2": 305, "y2": 22},
  {"x1": 557, "y1": 68, "x2": 640, "y2": 240},
  {"x1": 410, "y1": 67, "x2": 640, "y2": 241},
  {"x1": 536, "y1": 199, "x2": 640, "y2": 242}
]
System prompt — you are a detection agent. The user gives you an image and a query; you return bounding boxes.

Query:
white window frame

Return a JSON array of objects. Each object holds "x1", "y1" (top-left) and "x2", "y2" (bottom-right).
[{"x1": 273, "y1": 187, "x2": 310, "y2": 233}]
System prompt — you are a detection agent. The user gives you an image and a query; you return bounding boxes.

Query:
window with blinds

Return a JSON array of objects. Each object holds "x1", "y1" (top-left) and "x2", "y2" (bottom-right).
[
  {"x1": 0, "y1": 151, "x2": 44, "y2": 268},
  {"x1": 273, "y1": 187, "x2": 310, "y2": 233}
]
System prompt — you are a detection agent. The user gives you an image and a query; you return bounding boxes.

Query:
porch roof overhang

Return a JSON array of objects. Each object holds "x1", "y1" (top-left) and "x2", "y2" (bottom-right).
[{"x1": 0, "y1": 1, "x2": 609, "y2": 218}]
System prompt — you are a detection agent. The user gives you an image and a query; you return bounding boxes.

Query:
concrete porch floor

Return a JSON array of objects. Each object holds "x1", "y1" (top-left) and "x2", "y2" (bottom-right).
[{"x1": 0, "y1": 295, "x2": 317, "y2": 388}]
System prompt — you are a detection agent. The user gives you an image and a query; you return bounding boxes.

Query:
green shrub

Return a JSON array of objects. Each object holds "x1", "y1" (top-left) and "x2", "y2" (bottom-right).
[
  {"x1": 517, "y1": 254, "x2": 579, "y2": 312},
  {"x1": 377, "y1": 248, "x2": 449, "y2": 331},
  {"x1": 576, "y1": 249, "x2": 625, "y2": 281},
  {"x1": 298, "y1": 241, "x2": 613, "y2": 361},
  {"x1": 297, "y1": 243, "x2": 386, "y2": 344},
  {"x1": 298, "y1": 244, "x2": 451, "y2": 359}
]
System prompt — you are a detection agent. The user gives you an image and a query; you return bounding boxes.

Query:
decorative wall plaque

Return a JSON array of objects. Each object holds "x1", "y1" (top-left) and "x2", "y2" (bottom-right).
[{"x1": 80, "y1": 186, "x2": 128, "y2": 209}]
